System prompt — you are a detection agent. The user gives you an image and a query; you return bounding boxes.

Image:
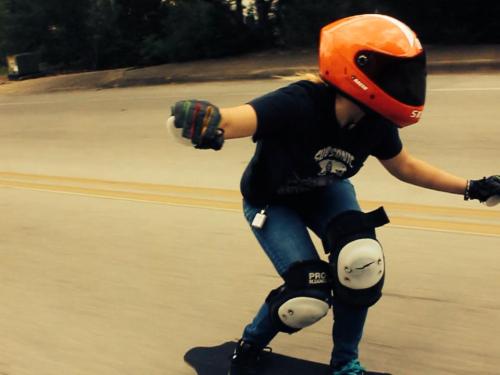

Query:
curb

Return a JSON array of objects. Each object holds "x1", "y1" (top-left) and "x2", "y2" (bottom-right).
[
  {"x1": 427, "y1": 60, "x2": 500, "y2": 73},
  {"x1": 2, "y1": 55, "x2": 500, "y2": 94},
  {"x1": 106, "y1": 61, "x2": 500, "y2": 88},
  {"x1": 100, "y1": 67, "x2": 319, "y2": 89}
]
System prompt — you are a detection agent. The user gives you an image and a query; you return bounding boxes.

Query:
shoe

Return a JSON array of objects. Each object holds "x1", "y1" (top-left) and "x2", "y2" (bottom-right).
[
  {"x1": 227, "y1": 339, "x2": 271, "y2": 375},
  {"x1": 332, "y1": 358, "x2": 366, "y2": 375}
]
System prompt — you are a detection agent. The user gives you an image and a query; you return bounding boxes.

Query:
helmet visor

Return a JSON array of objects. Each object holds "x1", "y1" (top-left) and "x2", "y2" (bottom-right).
[{"x1": 355, "y1": 50, "x2": 426, "y2": 106}]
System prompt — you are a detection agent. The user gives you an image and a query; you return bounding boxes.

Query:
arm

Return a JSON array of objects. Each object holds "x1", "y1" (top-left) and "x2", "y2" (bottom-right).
[
  {"x1": 379, "y1": 147, "x2": 467, "y2": 195},
  {"x1": 219, "y1": 104, "x2": 257, "y2": 139},
  {"x1": 170, "y1": 100, "x2": 257, "y2": 149},
  {"x1": 171, "y1": 82, "x2": 308, "y2": 146}
]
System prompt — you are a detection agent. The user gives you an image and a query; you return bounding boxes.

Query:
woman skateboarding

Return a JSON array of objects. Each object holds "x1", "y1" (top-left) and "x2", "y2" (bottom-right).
[{"x1": 169, "y1": 14, "x2": 500, "y2": 375}]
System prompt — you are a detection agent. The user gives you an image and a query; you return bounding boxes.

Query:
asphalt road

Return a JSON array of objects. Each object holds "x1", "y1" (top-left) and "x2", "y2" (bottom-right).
[{"x1": 1, "y1": 75, "x2": 500, "y2": 375}]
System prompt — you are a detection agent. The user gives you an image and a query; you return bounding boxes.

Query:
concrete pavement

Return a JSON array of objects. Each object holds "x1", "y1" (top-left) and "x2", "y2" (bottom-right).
[{"x1": 1, "y1": 76, "x2": 500, "y2": 375}]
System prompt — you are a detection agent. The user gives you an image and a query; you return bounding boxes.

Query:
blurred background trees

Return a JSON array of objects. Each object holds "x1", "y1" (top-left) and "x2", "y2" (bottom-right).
[{"x1": 1, "y1": 0, "x2": 499, "y2": 72}]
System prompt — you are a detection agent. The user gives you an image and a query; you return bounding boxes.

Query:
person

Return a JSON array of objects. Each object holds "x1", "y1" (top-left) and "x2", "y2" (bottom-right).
[{"x1": 170, "y1": 14, "x2": 500, "y2": 375}]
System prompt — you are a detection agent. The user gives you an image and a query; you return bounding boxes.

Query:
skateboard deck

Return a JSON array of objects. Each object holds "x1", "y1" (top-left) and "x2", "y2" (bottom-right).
[{"x1": 184, "y1": 341, "x2": 391, "y2": 375}]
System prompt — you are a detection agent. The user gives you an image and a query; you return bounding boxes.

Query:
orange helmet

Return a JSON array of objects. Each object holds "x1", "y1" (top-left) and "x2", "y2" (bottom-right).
[{"x1": 319, "y1": 14, "x2": 426, "y2": 127}]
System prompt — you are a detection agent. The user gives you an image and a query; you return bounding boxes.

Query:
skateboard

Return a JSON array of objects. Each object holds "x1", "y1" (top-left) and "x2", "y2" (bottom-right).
[{"x1": 184, "y1": 341, "x2": 391, "y2": 375}]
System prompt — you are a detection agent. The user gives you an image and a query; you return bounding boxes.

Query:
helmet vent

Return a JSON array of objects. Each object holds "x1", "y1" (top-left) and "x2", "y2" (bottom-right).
[{"x1": 356, "y1": 54, "x2": 369, "y2": 67}]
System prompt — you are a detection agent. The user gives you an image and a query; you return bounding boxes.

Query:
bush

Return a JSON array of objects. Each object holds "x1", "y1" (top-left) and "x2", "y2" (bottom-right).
[
  {"x1": 275, "y1": 0, "x2": 359, "y2": 48},
  {"x1": 141, "y1": 0, "x2": 248, "y2": 65}
]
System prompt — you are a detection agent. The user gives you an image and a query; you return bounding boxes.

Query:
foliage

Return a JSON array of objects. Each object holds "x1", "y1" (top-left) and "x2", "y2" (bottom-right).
[
  {"x1": 86, "y1": 0, "x2": 124, "y2": 69},
  {"x1": 0, "y1": 0, "x2": 6, "y2": 65},
  {"x1": 0, "y1": 0, "x2": 500, "y2": 71},
  {"x1": 378, "y1": 0, "x2": 500, "y2": 44},
  {"x1": 274, "y1": 0, "x2": 350, "y2": 47},
  {"x1": 141, "y1": 0, "x2": 248, "y2": 64},
  {"x1": 0, "y1": 0, "x2": 92, "y2": 68}
]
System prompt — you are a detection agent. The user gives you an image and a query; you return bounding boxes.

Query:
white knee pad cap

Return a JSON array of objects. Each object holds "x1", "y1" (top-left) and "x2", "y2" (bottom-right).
[
  {"x1": 337, "y1": 238, "x2": 384, "y2": 290},
  {"x1": 277, "y1": 296, "x2": 330, "y2": 329}
]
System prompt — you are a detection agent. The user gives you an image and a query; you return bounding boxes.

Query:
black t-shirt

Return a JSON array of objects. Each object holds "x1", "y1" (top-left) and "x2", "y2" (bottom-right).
[{"x1": 240, "y1": 80, "x2": 403, "y2": 205}]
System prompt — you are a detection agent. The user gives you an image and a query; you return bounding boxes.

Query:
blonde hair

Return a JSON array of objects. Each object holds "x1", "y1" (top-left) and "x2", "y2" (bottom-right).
[{"x1": 278, "y1": 72, "x2": 328, "y2": 86}]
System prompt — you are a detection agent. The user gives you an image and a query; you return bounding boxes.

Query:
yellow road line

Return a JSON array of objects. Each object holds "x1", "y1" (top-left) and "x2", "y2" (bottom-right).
[
  {"x1": 2, "y1": 171, "x2": 499, "y2": 219},
  {"x1": 359, "y1": 199, "x2": 500, "y2": 219},
  {"x1": 1, "y1": 174, "x2": 499, "y2": 237},
  {"x1": 0, "y1": 179, "x2": 240, "y2": 211},
  {"x1": 389, "y1": 216, "x2": 500, "y2": 237},
  {"x1": 0, "y1": 171, "x2": 241, "y2": 198}
]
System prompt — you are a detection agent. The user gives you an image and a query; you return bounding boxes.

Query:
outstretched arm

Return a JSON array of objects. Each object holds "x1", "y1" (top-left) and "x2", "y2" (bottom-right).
[
  {"x1": 170, "y1": 100, "x2": 257, "y2": 149},
  {"x1": 379, "y1": 148, "x2": 467, "y2": 195},
  {"x1": 220, "y1": 105, "x2": 257, "y2": 139},
  {"x1": 379, "y1": 148, "x2": 500, "y2": 204}
]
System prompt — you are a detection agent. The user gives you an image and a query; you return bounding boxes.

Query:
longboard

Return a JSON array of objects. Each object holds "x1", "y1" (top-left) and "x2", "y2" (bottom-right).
[{"x1": 184, "y1": 341, "x2": 391, "y2": 375}]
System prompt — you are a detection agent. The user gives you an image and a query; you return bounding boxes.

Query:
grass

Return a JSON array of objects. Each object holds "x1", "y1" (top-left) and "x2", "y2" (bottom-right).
[{"x1": 0, "y1": 65, "x2": 7, "y2": 76}]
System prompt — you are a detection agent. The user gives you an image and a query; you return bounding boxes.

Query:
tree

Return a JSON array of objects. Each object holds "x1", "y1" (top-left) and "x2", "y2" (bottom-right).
[
  {"x1": 235, "y1": 0, "x2": 243, "y2": 24},
  {"x1": 274, "y1": 0, "x2": 351, "y2": 47},
  {"x1": 3, "y1": 0, "x2": 500, "y2": 72},
  {"x1": 2, "y1": 0, "x2": 48, "y2": 55},
  {"x1": 86, "y1": 0, "x2": 123, "y2": 69},
  {"x1": 254, "y1": 0, "x2": 272, "y2": 28},
  {"x1": 141, "y1": 0, "x2": 249, "y2": 64},
  {"x1": 1, "y1": 0, "x2": 92, "y2": 68},
  {"x1": 0, "y1": 0, "x2": 7, "y2": 65},
  {"x1": 113, "y1": 0, "x2": 163, "y2": 65},
  {"x1": 43, "y1": 0, "x2": 92, "y2": 67},
  {"x1": 253, "y1": 0, "x2": 274, "y2": 45}
]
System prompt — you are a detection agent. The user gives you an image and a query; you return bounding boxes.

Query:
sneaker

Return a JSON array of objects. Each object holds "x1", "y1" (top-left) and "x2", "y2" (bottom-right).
[
  {"x1": 332, "y1": 358, "x2": 366, "y2": 375},
  {"x1": 228, "y1": 339, "x2": 271, "y2": 375}
]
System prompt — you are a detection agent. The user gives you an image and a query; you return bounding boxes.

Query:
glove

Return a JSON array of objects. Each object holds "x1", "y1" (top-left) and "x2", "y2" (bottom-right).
[
  {"x1": 171, "y1": 100, "x2": 224, "y2": 150},
  {"x1": 464, "y1": 175, "x2": 500, "y2": 202}
]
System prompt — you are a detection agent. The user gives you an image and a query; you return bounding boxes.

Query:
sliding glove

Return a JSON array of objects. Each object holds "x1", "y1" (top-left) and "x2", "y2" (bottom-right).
[
  {"x1": 171, "y1": 100, "x2": 224, "y2": 150},
  {"x1": 464, "y1": 175, "x2": 500, "y2": 202}
]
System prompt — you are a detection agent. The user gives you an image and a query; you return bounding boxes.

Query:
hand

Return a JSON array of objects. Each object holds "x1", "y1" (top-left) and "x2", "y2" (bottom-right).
[
  {"x1": 465, "y1": 175, "x2": 500, "y2": 202},
  {"x1": 171, "y1": 100, "x2": 224, "y2": 150}
]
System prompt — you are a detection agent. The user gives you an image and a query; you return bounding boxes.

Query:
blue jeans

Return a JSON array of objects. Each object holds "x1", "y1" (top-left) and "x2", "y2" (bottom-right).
[{"x1": 241, "y1": 179, "x2": 368, "y2": 366}]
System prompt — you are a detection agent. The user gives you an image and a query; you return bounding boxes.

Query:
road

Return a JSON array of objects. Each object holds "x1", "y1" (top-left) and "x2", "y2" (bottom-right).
[{"x1": 0, "y1": 75, "x2": 499, "y2": 375}]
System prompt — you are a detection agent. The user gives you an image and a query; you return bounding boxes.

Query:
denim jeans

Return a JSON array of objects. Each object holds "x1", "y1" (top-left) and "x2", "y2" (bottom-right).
[{"x1": 241, "y1": 179, "x2": 368, "y2": 366}]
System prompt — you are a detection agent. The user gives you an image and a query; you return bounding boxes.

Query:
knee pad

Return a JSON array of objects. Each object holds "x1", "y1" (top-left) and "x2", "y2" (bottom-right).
[
  {"x1": 266, "y1": 260, "x2": 332, "y2": 333},
  {"x1": 323, "y1": 207, "x2": 390, "y2": 308}
]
